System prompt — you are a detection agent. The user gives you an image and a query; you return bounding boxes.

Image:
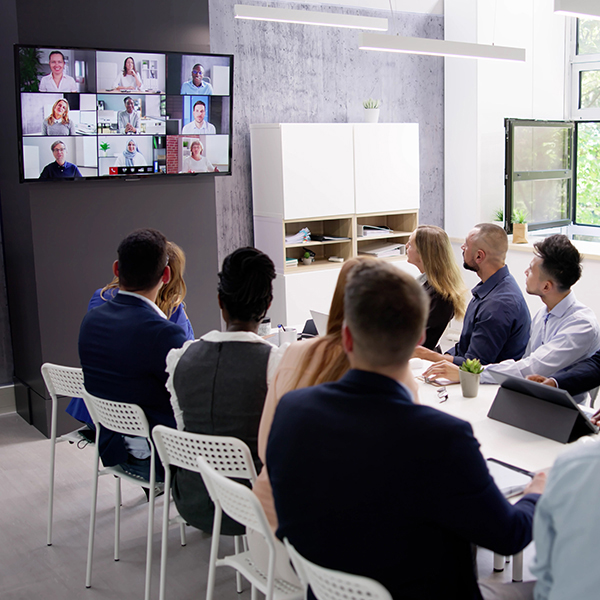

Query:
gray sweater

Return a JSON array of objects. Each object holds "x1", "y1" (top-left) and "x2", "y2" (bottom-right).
[{"x1": 42, "y1": 119, "x2": 76, "y2": 136}]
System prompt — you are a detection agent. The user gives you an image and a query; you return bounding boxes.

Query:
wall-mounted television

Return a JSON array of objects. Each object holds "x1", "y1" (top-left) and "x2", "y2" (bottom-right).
[{"x1": 15, "y1": 45, "x2": 233, "y2": 182}]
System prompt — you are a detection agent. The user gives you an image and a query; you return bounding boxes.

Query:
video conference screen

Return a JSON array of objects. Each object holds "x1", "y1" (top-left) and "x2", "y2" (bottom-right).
[{"x1": 15, "y1": 45, "x2": 233, "y2": 182}]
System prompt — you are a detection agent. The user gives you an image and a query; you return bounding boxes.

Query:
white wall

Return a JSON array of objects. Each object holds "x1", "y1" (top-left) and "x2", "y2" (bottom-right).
[{"x1": 445, "y1": 0, "x2": 568, "y2": 239}]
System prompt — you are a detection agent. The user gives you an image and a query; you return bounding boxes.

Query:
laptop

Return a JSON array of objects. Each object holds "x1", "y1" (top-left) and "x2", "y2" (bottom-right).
[
  {"x1": 309, "y1": 310, "x2": 329, "y2": 336},
  {"x1": 486, "y1": 458, "x2": 533, "y2": 498}
]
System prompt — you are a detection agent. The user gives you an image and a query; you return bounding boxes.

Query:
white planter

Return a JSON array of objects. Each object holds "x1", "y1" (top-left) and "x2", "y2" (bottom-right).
[
  {"x1": 364, "y1": 108, "x2": 380, "y2": 123},
  {"x1": 459, "y1": 370, "x2": 480, "y2": 398}
]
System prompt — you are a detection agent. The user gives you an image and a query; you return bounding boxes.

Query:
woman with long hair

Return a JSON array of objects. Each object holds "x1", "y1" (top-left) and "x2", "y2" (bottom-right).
[
  {"x1": 113, "y1": 56, "x2": 142, "y2": 91},
  {"x1": 65, "y1": 241, "x2": 194, "y2": 426},
  {"x1": 41, "y1": 99, "x2": 75, "y2": 136},
  {"x1": 253, "y1": 256, "x2": 375, "y2": 531},
  {"x1": 407, "y1": 225, "x2": 466, "y2": 352},
  {"x1": 165, "y1": 247, "x2": 280, "y2": 535}
]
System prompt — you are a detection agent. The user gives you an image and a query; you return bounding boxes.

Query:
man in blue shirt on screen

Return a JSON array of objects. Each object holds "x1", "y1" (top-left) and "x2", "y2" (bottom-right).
[
  {"x1": 180, "y1": 63, "x2": 213, "y2": 95},
  {"x1": 415, "y1": 222, "x2": 531, "y2": 366},
  {"x1": 39, "y1": 140, "x2": 82, "y2": 179}
]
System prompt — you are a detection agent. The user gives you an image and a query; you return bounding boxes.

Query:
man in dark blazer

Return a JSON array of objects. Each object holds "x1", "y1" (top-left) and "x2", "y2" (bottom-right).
[
  {"x1": 267, "y1": 261, "x2": 546, "y2": 600},
  {"x1": 79, "y1": 229, "x2": 187, "y2": 479}
]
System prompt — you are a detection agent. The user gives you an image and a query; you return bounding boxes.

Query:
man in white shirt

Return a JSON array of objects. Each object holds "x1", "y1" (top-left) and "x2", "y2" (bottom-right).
[
  {"x1": 181, "y1": 100, "x2": 216, "y2": 134},
  {"x1": 117, "y1": 96, "x2": 140, "y2": 134},
  {"x1": 424, "y1": 234, "x2": 600, "y2": 388},
  {"x1": 39, "y1": 50, "x2": 78, "y2": 92}
]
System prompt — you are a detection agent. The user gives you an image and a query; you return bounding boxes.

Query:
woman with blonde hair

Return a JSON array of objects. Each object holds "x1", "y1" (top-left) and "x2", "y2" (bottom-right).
[
  {"x1": 65, "y1": 241, "x2": 194, "y2": 426},
  {"x1": 41, "y1": 99, "x2": 76, "y2": 136},
  {"x1": 253, "y1": 256, "x2": 374, "y2": 531},
  {"x1": 407, "y1": 225, "x2": 466, "y2": 351}
]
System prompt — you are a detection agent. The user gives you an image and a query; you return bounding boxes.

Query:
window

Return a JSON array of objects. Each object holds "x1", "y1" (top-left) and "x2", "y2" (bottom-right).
[{"x1": 505, "y1": 119, "x2": 573, "y2": 232}]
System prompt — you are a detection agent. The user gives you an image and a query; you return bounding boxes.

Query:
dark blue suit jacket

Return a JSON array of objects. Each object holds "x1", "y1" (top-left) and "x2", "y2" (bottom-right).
[
  {"x1": 554, "y1": 349, "x2": 600, "y2": 396},
  {"x1": 267, "y1": 369, "x2": 539, "y2": 600},
  {"x1": 79, "y1": 292, "x2": 187, "y2": 467}
]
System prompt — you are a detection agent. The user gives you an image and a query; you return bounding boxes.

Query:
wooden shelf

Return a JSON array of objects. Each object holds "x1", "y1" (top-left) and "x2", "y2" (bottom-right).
[
  {"x1": 286, "y1": 238, "x2": 351, "y2": 248},
  {"x1": 284, "y1": 258, "x2": 350, "y2": 274},
  {"x1": 356, "y1": 230, "x2": 412, "y2": 241}
]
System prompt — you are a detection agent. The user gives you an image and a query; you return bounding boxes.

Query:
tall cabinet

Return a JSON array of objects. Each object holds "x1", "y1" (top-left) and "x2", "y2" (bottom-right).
[{"x1": 251, "y1": 123, "x2": 420, "y2": 327}]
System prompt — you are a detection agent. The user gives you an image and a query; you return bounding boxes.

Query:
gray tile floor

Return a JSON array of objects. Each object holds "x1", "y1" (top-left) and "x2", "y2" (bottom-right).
[{"x1": 0, "y1": 412, "x2": 536, "y2": 600}]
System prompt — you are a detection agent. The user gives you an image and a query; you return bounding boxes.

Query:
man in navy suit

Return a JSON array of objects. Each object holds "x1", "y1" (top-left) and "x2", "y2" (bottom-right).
[
  {"x1": 79, "y1": 229, "x2": 187, "y2": 480},
  {"x1": 267, "y1": 261, "x2": 546, "y2": 600}
]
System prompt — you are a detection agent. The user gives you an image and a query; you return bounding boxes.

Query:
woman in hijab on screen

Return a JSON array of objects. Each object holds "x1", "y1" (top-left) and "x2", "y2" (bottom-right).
[{"x1": 114, "y1": 138, "x2": 147, "y2": 168}]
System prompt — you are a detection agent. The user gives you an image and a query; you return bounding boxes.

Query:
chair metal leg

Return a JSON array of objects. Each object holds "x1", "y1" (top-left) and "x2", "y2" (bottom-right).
[
  {"x1": 512, "y1": 551, "x2": 523, "y2": 582},
  {"x1": 85, "y1": 449, "x2": 101, "y2": 588},
  {"x1": 234, "y1": 535, "x2": 243, "y2": 593},
  {"x1": 159, "y1": 469, "x2": 172, "y2": 600},
  {"x1": 114, "y1": 476, "x2": 122, "y2": 561},
  {"x1": 493, "y1": 553, "x2": 505, "y2": 572},
  {"x1": 179, "y1": 522, "x2": 186, "y2": 546},
  {"x1": 144, "y1": 452, "x2": 156, "y2": 600},
  {"x1": 206, "y1": 505, "x2": 223, "y2": 600},
  {"x1": 47, "y1": 398, "x2": 58, "y2": 546}
]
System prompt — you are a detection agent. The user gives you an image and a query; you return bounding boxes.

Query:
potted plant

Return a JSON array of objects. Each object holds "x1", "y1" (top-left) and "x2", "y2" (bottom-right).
[
  {"x1": 19, "y1": 47, "x2": 43, "y2": 92},
  {"x1": 301, "y1": 251, "x2": 314, "y2": 266},
  {"x1": 99, "y1": 142, "x2": 110, "y2": 157},
  {"x1": 459, "y1": 359, "x2": 484, "y2": 398},
  {"x1": 493, "y1": 208, "x2": 504, "y2": 223},
  {"x1": 512, "y1": 209, "x2": 528, "y2": 244},
  {"x1": 363, "y1": 98, "x2": 381, "y2": 123}
]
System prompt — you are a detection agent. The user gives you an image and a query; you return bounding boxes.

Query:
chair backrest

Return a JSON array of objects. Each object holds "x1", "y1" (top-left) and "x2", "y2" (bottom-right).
[
  {"x1": 284, "y1": 539, "x2": 393, "y2": 600},
  {"x1": 153, "y1": 425, "x2": 258, "y2": 482},
  {"x1": 197, "y1": 455, "x2": 273, "y2": 545},
  {"x1": 41, "y1": 363, "x2": 85, "y2": 399},
  {"x1": 82, "y1": 390, "x2": 150, "y2": 439}
]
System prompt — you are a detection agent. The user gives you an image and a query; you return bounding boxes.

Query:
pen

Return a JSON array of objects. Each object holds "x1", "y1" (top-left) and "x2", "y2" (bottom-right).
[
  {"x1": 487, "y1": 458, "x2": 535, "y2": 478},
  {"x1": 277, "y1": 324, "x2": 286, "y2": 332}
]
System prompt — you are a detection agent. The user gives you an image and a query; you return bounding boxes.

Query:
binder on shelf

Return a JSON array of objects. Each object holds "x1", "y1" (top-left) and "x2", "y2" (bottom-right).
[
  {"x1": 487, "y1": 371, "x2": 599, "y2": 444},
  {"x1": 358, "y1": 224, "x2": 392, "y2": 237},
  {"x1": 358, "y1": 240, "x2": 406, "y2": 258}
]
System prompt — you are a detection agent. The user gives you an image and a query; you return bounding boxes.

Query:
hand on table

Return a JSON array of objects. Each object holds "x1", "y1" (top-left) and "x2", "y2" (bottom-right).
[
  {"x1": 523, "y1": 471, "x2": 546, "y2": 496},
  {"x1": 125, "y1": 123, "x2": 137, "y2": 134},
  {"x1": 422, "y1": 361, "x2": 461, "y2": 384},
  {"x1": 413, "y1": 345, "x2": 452, "y2": 363}
]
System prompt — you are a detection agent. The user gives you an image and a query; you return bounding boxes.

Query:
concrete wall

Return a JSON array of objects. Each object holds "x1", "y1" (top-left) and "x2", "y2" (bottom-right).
[{"x1": 209, "y1": 0, "x2": 445, "y2": 259}]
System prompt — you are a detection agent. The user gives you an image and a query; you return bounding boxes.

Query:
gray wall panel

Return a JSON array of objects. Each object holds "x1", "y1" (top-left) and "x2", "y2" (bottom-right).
[{"x1": 210, "y1": 0, "x2": 444, "y2": 260}]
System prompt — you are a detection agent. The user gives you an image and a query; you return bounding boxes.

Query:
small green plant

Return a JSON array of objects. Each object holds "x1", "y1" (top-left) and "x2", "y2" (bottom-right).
[
  {"x1": 493, "y1": 208, "x2": 504, "y2": 222},
  {"x1": 512, "y1": 209, "x2": 527, "y2": 224},
  {"x1": 303, "y1": 251, "x2": 312, "y2": 259},
  {"x1": 459, "y1": 359, "x2": 484, "y2": 374},
  {"x1": 19, "y1": 47, "x2": 43, "y2": 92},
  {"x1": 100, "y1": 142, "x2": 110, "y2": 153},
  {"x1": 363, "y1": 98, "x2": 381, "y2": 109}
]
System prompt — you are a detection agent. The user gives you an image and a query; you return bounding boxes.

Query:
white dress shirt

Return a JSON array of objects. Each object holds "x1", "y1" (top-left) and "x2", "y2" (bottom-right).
[
  {"x1": 532, "y1": 438, "x2": 600, "y2": 599},
  {"x1": 482, "y1": 292, "x2": 600, "y2": 384},
  {"x1": 181, "y1": 120, "x2": 216, "y2": 135}
]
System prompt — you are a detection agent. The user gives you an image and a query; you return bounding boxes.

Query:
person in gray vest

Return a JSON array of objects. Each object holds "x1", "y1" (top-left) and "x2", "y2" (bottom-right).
[{"x1": 165, "y1": 247, "x2": 281, "y2": 534}]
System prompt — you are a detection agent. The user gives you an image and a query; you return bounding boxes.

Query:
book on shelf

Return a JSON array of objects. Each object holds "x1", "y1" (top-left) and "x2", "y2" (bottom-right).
[
  {"x1": 358, "y1": 224, "x2": 392, "y2": 237},
  {"x1": 358, "y1": 241, "x2": 406, "y2": 258},
  {"x1": 285, "y1": 257, "x2": 299, "y2": 267}
]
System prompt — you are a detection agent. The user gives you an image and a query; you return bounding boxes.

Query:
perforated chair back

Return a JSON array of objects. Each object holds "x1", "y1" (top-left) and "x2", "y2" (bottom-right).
[
  {"x1": 42, "y1": 363, "x2": 85, "y2": 399},
  {"x1": 197, "y1": 455, "x2": 272, "y2": 545},
  {"x1": 284, "y1": 539, "x2": 393, "y2": 600},
  {"x1": 153, "y1": 426, "x2": 257, "y2": 482},
  {"x1": 83, "y1": 390, "x2": 151, "y2": 439}
]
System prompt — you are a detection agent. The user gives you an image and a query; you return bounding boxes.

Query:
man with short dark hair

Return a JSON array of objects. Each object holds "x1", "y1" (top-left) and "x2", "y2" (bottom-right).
[
  {"x1": 180, "y1": 63, "x2": 214, "y2": 95},
  {"x1": 416, "y1": 223, "x2": 531, "y2": 366},
  {"x1": 79, "y1": 229, "x2": 187, "y2": 479},
  {"x1": 424, "y1": 234, "x2": 600, "y2": 391},
  {"x1": 268, "y1": 260, "x2": 545, "y2": 600},
  {"x1": 181, "y1": 100, "x2": 216, "y2": 134}
]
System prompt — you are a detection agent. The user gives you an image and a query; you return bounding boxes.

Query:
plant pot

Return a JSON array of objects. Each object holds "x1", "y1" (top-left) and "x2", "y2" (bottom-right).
[
  {"x1": 364, "y1": 108, "x2": 380, "y2": 123},
  {"x1": 513, "y1": 223, "x2": 528, "y2": 244},
  {"x1": 459, "y1": 370, "x2": 480, "y2": 398},
  {"x1": 301, "y1": 257, "x2": 313, "y2": 266}
]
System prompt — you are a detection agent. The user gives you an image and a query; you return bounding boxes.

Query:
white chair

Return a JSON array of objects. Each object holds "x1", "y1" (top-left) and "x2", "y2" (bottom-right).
[
  {"x1": 197, "y1": 455, "x2": 303, "y2": 600},
  {"x1": 284, "y1": 538, "x2": 393, "y2": 600},
  {"x1": 83, "y1": 390, "x2": 157, "y2": 600},
  {"x1": 41, "y1": 363, "x2": 87, "y2": 547},
  {"x1": 152, "y1": 426, "x2": 259, "y2": 600}
]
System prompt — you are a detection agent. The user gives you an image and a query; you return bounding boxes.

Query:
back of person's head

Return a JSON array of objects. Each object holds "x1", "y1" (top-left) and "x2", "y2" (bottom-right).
[
  {"x1": 218, "y1": 247, "x2": 275, "y2": 323},
  {"x1": 117, "y1": 228, "x2": 168, "y2": 291},
  {"x1": 157, "y1": 241, "x2": 188, "y2": 318},
  {"x1": 473, "y1": 223, "x2": 508, "y2": 262},
  {"x1": 534, "y1": 234, "x2": 582, "y2": 291},
  {"x1": 345, "y1": 261, "x2": 428, "y2": 366},
  {"x1": 414, "y1": 225, "x2": 466, "y2": 319}
]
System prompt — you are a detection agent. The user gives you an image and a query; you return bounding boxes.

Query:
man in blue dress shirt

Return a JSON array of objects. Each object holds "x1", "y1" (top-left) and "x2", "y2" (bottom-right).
[
  {"x1": 415, "y1": 223, "x2": 531, "y2": 367},
  {"x1": 268, "y1": 260, "x2": 545, "y2": 600},
  {"x1": 39, "y1": 140, "x2": 82, "y2": 179},
  {"x1": 180, "y1": 63, "x2": 214, "y2": 95}
]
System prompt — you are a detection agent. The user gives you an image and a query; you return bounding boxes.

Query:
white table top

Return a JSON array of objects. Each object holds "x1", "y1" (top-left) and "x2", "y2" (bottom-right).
[{"x1": 412, "y1": 361, "x2": 588, "y2": 473}]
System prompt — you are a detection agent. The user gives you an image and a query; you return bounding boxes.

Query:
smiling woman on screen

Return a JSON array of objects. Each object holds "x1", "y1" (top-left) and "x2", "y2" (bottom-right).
[
  {"x1": 113, "y1": 56, "x2": 142, "y2": 91},
  {"x1": 182, "y1": 139, "x2": 216, "y2": 173},
  {"x1": 41, "y1": 99, "x2": 76, "y2": 136},
  {"x1": 114, "y1": 139, "x2": 147, "y2": 167}
]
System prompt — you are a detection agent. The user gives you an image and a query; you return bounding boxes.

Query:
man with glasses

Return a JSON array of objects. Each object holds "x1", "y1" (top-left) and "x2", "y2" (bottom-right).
[
  {"x1": 180, "y1": 63, "x2": 213, "y2": 95},
  {"x1": 39, "y1": 140, "x2": 82, "y2": 179}
]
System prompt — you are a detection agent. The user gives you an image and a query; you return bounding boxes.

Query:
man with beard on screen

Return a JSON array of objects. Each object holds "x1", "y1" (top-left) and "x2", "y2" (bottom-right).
[{"x1": 414, "y1": 223, "x2": 531, "y2": 366}]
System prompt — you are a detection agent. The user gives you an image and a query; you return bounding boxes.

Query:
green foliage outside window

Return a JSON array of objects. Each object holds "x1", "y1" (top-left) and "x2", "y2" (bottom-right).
[
  {"x1": 578, "y1": 19, "x2": 600, "y2": 56},
  {"x1": 576, "y1": 122, "x2": 600, "y2": 225}
]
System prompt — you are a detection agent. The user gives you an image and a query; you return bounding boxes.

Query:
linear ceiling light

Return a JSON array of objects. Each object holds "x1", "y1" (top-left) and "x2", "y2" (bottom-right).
[
  {"x1": 234, "y1": 4, "x2": 388, "y2": 31},
  {"x1": 554, "y1": 0, "x2": 600, "y2": 19},
  {"x1": 359, "y1": 32, "x2": 526, "y2": 62}
]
